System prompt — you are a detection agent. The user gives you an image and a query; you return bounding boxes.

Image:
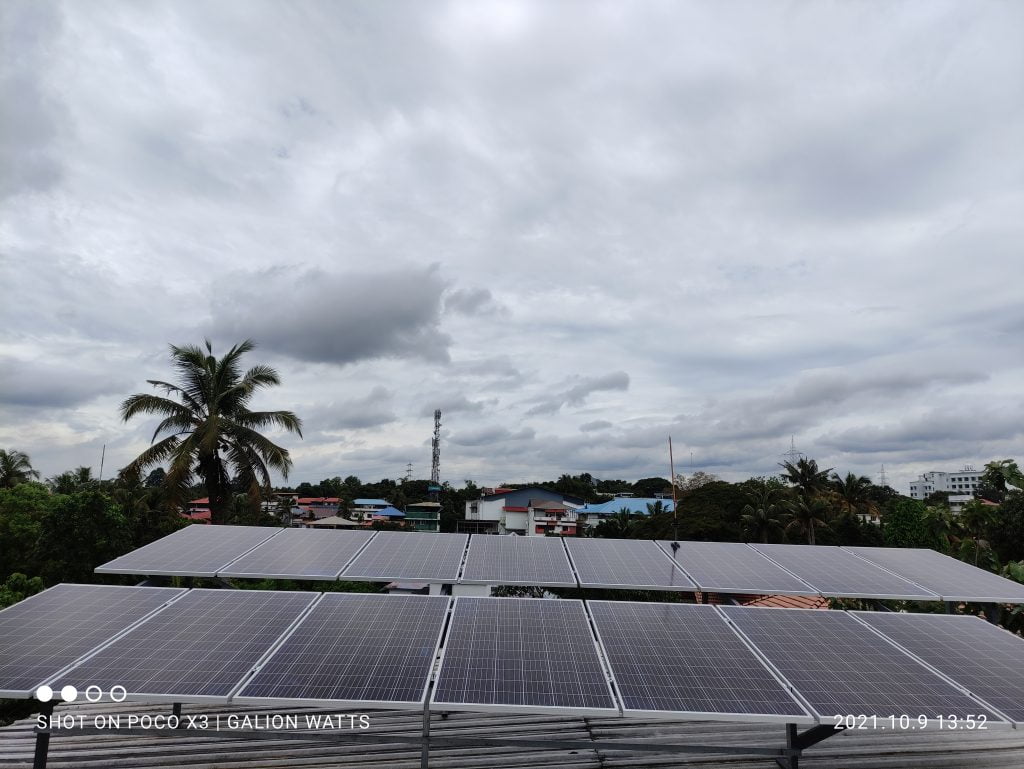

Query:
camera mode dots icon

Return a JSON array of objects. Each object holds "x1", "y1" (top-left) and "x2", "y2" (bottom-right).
[
  {"x1": 35, "y1": 685, "x2": 53, "y2": 702},
  {"x1": 60, "y1": 685, "x2": 78, "y2": 702}
]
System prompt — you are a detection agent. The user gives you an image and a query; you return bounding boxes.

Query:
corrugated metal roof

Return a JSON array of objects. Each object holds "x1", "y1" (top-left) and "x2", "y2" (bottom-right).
[
  {"x1": 577, "y1": 498, "x2": 675, "y2": 515},
  {"x1": 4, "y1": 701, "x2": 1023, "y2": 769}
]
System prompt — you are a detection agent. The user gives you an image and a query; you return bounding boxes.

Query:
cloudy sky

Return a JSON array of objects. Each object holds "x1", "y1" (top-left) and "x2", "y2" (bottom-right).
[{"x1": 2, "y1": 0, "x2": 1022, "y2": 492}]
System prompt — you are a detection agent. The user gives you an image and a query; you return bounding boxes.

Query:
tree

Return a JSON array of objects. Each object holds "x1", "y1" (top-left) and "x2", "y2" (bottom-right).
[
  {"x1": 741, "y1": 488, "x2": 785, "y2": 544},
  {"x1": 632, "y1": 477, "x2": 672, "y2": 498},
  {"x1": 36, "y1": 490, "x2": 132, "y2": 583},
  {"x1": 0, "y1": 449, "x2": 40, "y2": 488},
  {"x1": 987, "y1": 491, "x2": 1024, "y2": 566},
  {"x1": 830, "y1": 472, "x2": 878, "y2": 519},
  {"x1": 982, "y1": 459, "x2": 1023, "y2": 493},
  {"x1": 0, "y1": 482, "x2": 50, "y2": 579},
  {"x1": 47, "y1": 466, "x2": 95, "y2": 494},
  {"x1": 779, "y1": 458, "x2": 833, "y2": 500},
  {"x1": 144, "y1": 467, "x2": 167, "y2": 487},
  {"x1": 594, "y1": 507, "x2": 636, "y2": 539},
  {"x1": 959, "y1": 499, "x2": 997, "y2": 567},
  {"x1": 785, "y1": 497, "x2": 830, "y2": 545},
  {"x1": 676, "y1": 471, "x2": 720, "y2": 491},
  {"x1": 121, "y1": 340, "x2": 302, "y2": 523},
  {"x1": 883, "y1": 499, "x2": 932, "y2": 549}
]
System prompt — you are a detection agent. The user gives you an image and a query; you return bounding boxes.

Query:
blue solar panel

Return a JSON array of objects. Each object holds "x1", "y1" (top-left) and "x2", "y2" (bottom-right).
[{"x1": 218, "y1": 528, "x2": 375, "y2": 580}]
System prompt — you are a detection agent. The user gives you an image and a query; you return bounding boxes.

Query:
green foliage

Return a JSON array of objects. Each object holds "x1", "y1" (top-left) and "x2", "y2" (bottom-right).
[
  {"x1": 784, "y1": 497, "x2": 830, "y2": 545},
  {"x1": 779, "y1": 457, "x2": 832, "y2": 499},
  {"x1": 883, "y1": 499, "x2": 934, "y2": 549},
  {"x1": 0, "y1": 573, "x2": 44, "y2": 609},
  {"x1": 740, "y1": 486, "x2": 786, "y2": 544},
  {"x1": 231, "y1": 578, "x2": 382, "y2": 593},
  {"x1": 35, "y1": 490, "x2": 132, "y2": 583},
  {"x1": 632, "y1": 477, "x2": 673, "y2": 498},
  {"x1": 0, "y1": 449, "x2": 40, "y2": 488},
  {"x1": 46, "y1": 466, "x2": 96, "y2": 495},
  {"x1": 0, "y1": 482, "x2": 51, "y2": 578},
  {"x1": 987, "y1": 491, "x2": 1024, "y2": 565},
  {"x1": 644, "y1": 481, "x2": 745, "y2": 541}
]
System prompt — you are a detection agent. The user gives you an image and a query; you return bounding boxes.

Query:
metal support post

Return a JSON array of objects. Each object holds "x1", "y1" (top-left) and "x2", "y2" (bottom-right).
[
  {"x1": 945, "y1": 601, "x2": 955, "y2": 614},
  {"x1": 984, "y1": 604, "x2": 999, "y2": 624},
  {"x1": 172, "y1": 702, "x2": 182, "y2": 727},
  {"x1": 775, "y1": 723, "x2": 799, "y2": 769},
  {"x1": 32, "y1": 701, "x2": 55, "y2": 769},
  {"x1": 420, "y1": 698, "x2": 431, "y2": 769}
]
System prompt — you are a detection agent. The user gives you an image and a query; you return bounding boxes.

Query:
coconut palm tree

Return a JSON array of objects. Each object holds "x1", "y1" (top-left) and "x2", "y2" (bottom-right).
[
  {"x1": 785, "y1": 497, "x2": 831, "y2": 545},
  {"x1": 121, "y1": 340, "x2": 302, "y2": 524},
  {"x1": 958, "y1": 499, "x2": 996, "y2": 567},
  {"x1": 779, "y1": 457, "x2": 833, "y2": 500},
  {"x1": 741, "y1": 488, "x2": 785, "y2": 544},
  {"x1": 0, "y1": 449, "x2": 40, "y2": 488},
  {"x1": 830, "y1": 472, "x2": 877, "y2": 519}
]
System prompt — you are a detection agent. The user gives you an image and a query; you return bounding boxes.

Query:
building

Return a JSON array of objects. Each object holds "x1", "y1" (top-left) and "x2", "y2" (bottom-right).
[
  {"x1": 182, "y1": 498, "x2": 211, "y2": 522},
  {"x1": 573, "y1": 497, "x2": 675, "y2": 529},
  {"x1": 908, "y1": 466, "x2": 984, "y2": 499},
  {"x1": 351, "y1": 498, "x2": 391, "y2": 522},
  {"x1": 463, "y1": 486, "x2": 585, "y2": 535},
  {"x1": 405, "y1": 501, "x2": 441, "y2": 532},
  {"x1": 294, "y1": 497, "x2": 340, "y2": 519}
]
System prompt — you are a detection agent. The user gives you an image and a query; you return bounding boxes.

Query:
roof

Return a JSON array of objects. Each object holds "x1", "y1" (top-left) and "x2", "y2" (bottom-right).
[
  {"x1": 188, "y1": 497, "x2": 209, "y2": 504},
  {"x1": 743, "y1": 593, "x2": 830, "y2": 610},
  {"x1": 296, "y1": 497, "x2": 340, "y2": 504},
  {"x1": 373, "y1": 505, "x2": 405, "y2": 517},
  {"x1": 576, "y1": 497, "x2": 676, "y2": 515},
  {"x1": 530, "y1": 499, "x2": 568, "y2": 511},
  {"x1": 5, "y1": 700, "x2": 1024, "y2": 768},
  {"x1": 353, "y1": 498, "x2": 389, "y2": 506},
  {"x1": 478, "y1": 485, "x2": 586, "y2": 504},
  {"x1": 304, "y1": 515, "x2": 361, "y2": 527}
]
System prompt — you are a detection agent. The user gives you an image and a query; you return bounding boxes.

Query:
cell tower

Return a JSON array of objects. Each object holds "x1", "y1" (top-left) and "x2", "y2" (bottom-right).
[
  {"x1": 429, "y1": 409, "x2": 442, "y2": 501},
  {"x1": 879, "y1": 464, "x2": 888, "y2": 488},
  {"x1": 782, "y1": 435, "x2": 804, "y2": 464}
]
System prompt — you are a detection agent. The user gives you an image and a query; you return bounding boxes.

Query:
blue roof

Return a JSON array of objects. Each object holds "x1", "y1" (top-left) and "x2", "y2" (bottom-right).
[
  {"x1": 354, "y1": 498, "x2": 389, "y2": 506},
  {"x1": 575, "y1": 497, "x2": 675, "y2": 515},
  {"x1": 375, "y1": 506, "x2": 405, "y2": 517}
]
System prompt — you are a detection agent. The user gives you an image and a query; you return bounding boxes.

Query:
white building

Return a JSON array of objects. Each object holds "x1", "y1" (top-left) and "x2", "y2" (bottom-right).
[{"x1": 908, "y1": 466, "x2": 984, "y2": 500}]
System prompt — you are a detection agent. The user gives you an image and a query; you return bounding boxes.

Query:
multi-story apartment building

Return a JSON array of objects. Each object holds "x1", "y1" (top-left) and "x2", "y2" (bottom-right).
[{"x1": 908, "y1": 466, "x2": 983, "y2": 499}]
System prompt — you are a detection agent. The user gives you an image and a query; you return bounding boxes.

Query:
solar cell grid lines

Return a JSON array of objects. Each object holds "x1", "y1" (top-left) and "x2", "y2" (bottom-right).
[
  {"x1": 844, "y1": 546, "x2": 1024, "y2": 603},
  {"x1": 719, "y1": 606, "x2": 1005, "y2": 725},
  {"x1": 853, "y1": 612, "x2": 1024, "y2": 725},
  {"x1": 95, "y1": 524, "x2": 281, "y2": 577},
  {"x1": 749, "y1": 544, "x2": 938, "y2": 600},
  {"x1": 218, "y1": 528, "x2": 375, "y2": 580},
  {"x1": 52, "y1": 589, "x2": 318, "y2": 703},
  {"x1": 587, "y1": 602, "x2": 812, "y2": 723},
  {"x1": 657, "y1": 541, "x2": 817, "y2": 595},
  {"x1": 340, "y1": 532, "x2": 468, "y2": 581},
  {"x1": 431, "y1": 597, "x2": 618, "y2": 715},
  {"x1": 235, "y1": 594, "x2": 449, "y2": 708},
  {"x1": 460, "y1": 535, "x2": 576, "y2": 586},
  {"x1": 566, "y1": 538, "x2": 695, "y2": 590},
  {"x1": 0, "y1": 584, "x2": 185, "y2": 697}
]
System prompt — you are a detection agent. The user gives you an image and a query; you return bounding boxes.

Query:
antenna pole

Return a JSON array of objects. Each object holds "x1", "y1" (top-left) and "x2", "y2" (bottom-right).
[
  {"x1": 669, "y1": 436, "x2": 678, "y2": 541},
  {"x1": 98, "y1": 444, "x2": 106, "y2": 483}
]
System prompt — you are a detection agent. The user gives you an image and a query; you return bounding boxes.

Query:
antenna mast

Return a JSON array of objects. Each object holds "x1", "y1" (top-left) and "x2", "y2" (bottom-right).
[
  {"x1": 879, "y1": 464, "x2": 888, "y2": 488},
  {"x1": 429, "y1": 409, "x2": 442, "y2": 501},
  {"x1": 669, "y1": 436, "x2": 678, "y2": 541},
  {"x1": 782, "y1": 435, "x2": 804, "y2": 465}
]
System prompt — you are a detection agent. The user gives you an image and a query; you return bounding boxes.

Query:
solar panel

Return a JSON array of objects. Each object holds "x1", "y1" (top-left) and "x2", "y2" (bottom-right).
[
  {"x1": 52, "y1": 589, "x2": 317, "y2": 703},
  {"x1": 588, "y1": 601, "x2": 813, "y2": 723},
  {"x1": 844, "y1": 546, "x2": 1024, "y2": 603},
  {"x1": 432, "y1": 597, "x2": 617, "y2": 715},
  {"x1": 749, "y1": 544, "x2": 939, "y2": 600},
  {"x1": 852, "y1": 611, "x2": 1024, "y2": 725},
  {"x1": 217, "y1": 528, "x2": 376, "y2": 580},
  {"x1": 565, "y1": 538, "x2": 695, "y2": 590},
  {"x1": 234, "y1": 594, "x2": 449, "y2": 708},
  {"x1": 719, "y1": 606, "x2": 1005, "y2": 725},
  {"x1": 460, "y1": 536, "x2": 576, "y2": 587},
  {"x1": 95, "y1": 525, "x2": 282, "y2": 577},
  {"x1": 0, "y1": 584, "x2": 185, "y2": 698},
  {"x1": 658, "y1": 541, "x2": 818, "y2": 595},
  {"x1": 340, "y1": 532, "x2": 468, "y2": 581}
]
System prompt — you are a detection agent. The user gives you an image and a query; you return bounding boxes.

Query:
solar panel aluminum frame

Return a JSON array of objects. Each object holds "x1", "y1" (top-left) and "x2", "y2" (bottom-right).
[
  {"x1": 587, "y1": 602, "x2": 815, "y2": 726},
  {"x1": 566, "y1": 540, "x2": 697, "y2": 592},
  {"x1": 843, "y1": 547, "x2": 1024, "y2": 604},
  {"x1": 231, "y1": 595, "x2": 451, "y2": 711},
  {"x1": 0, "y1": 585, "x2": 189, "y2": 700},
  {"x1": 429, "y1": 597, "x2": 620, "y2": 718},
  {"x1": 847, "y1": 611, "x2": 1024, "y2": 728},
  {"x1": 94, "y1": 526, "x2": 285, "y2": 578},
  {"x1": 48, "y1": 590, "x2": 322, "y2": 706},
  {"x1": 457, "y1": 537, "x2": 579, "y2": 588},
  {"x1": 216, "y1": 530, "x2": 378, "y2": 581},
  {"x1": 748, "y1": 544, "x2": 941, "y2": 601},
  {"x1": 716, "y1": 606, "x2": 1013, "y2": 731}
]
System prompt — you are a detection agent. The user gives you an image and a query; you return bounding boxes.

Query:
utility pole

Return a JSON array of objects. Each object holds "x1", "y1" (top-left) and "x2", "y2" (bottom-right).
[
  {"x1": 669, "y1": 436, "x2": 678, "y2": 542},
  {"x1": 429, "y1": 410, "x2": 441, "y2": 502}
]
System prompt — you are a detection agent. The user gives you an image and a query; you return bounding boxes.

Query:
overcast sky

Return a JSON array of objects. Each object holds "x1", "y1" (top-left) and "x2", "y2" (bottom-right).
[{"x1": 2, "y1": 0, "x2": 1022, "y2": 492}]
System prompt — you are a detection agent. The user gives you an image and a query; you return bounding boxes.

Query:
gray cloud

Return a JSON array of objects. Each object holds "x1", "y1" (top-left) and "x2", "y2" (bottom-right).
[
  {"x1": 212, "y1": 265, "x2": 451, "y2": 367},
  {"x1": 450, "y1": 425, "x2": 536, "y2": 447},
  {"x1": 311, "y1": 386, "x2": 397, "y2": 431},
  {"x1": 526, "y1": 371, "x2": 630, "y2": 416},
  {"x1": 0, "y1": 357, "x2": 129, "y2": 408},
  {"x1": 444, "y1": 287, "x2": 497, "y2": 315},
  {"x1": 418, "y1": 394, "x2": 489, "y2": 417},
  {"x1": 580, "y1": 420, "x2": 613, "y2": 432}
]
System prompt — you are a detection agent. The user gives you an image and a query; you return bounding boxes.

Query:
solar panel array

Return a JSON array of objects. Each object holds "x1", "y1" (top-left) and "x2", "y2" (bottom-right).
[
  {"x1": 720, "y1": 606, "x2": 1000, "y2": 723},
  {"x1": 236, "y1": 594, "x2": 449, "y2": 708},
  {"x1": 588, "y1": 602, "x2": 811, "y2": 722},
  {"x1": 218, "y1": 528, "x2": 375, "y2": 581},
  {"x1": 432, "y1": 597, "x2": 617, "y2": 715},
  {"x1": 95, "y1": 524, "x2": 280, "y2": 577},
  {"x1": 658, "y1": 541, "x2": 817, "y2": 595},
  {"x1": 566, "y1": 538, "x2": 695, "y2": 590},
  {"x1": 341, "y1": 532, "x2": 468, "y2": 581},
  {"x1": 853, "y1": 611, "x2": 1024, "y2": 725},
  {"x1": 0, "y1": 584, "x2": 185, "y2": 697},
  {"x1": 749, "y1": 544, "x2": 939, "y2": 600},
  {"x1": 845, "y1": 546, "x2": 1024, "y2": 603},
  {"x1": 53, "y1": 589, "x2": 317, "y2": 703},
  {"x1": 460, "y1": 535, "x2": 576, "y2": 586}
]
